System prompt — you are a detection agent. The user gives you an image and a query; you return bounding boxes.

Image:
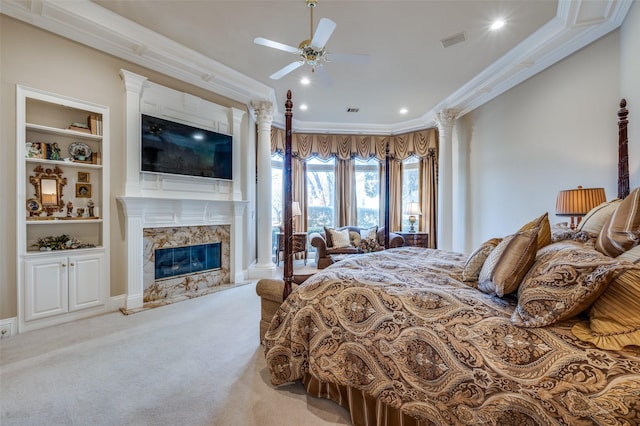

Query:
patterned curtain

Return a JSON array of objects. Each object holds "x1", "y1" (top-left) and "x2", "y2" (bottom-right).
[
  {"x1": 271, "y1": 127, "x2": 438, "y2": 235},
  {"x1": 420, "y1": 149, "x2": 438, "y2": 248}
]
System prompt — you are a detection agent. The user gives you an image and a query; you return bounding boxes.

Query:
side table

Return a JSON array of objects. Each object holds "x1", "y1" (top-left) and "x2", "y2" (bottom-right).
[
  {"x1": 276, "y1": 232, "x2": 308, "y2": 265},
  {"x1": 397, "y1": 232, "x2": 429, "y2": 248}
]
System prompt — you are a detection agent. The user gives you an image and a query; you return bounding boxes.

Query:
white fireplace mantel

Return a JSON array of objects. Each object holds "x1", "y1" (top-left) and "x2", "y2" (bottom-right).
[{"x1": 117, "y1": 196, "x2": 247, "y2": 310}]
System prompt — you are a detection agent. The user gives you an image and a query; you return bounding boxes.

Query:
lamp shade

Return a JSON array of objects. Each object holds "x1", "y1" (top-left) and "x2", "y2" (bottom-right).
[
  {"x1": 291, "y1": 201, "x2": 302, "y2": 216},
  {"x1": 556, "y1": 186, "x2": 606, "y2": 216},
  {"x1": 406, "y1": 201, "x2": 422, "y2": 216}
]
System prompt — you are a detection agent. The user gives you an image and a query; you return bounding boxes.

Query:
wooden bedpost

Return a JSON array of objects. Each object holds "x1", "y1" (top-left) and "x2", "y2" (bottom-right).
[
  {"x1": 618, "y1": 99, "x2": 630, "y2": 200},
  {"x1": 283, "y1": 90, "x2": 294, "y2": 300},
  {"x1": 384, "y1": 139, "x2": 390, "y2": 249}
]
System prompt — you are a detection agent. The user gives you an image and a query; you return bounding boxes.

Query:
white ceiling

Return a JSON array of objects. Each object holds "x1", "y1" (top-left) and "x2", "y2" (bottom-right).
[{"x1": 1, "y1": 0, "x2": 632, "y2": 133}]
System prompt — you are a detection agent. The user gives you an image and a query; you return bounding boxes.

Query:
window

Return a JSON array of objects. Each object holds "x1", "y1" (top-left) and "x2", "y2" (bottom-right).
[
  {"x1": 306, "y1": 156, "x2": 335, "y2": 235},
  {"x1": 354, "y1": 158, "x2": 380, "y2": 228},
  {"x1": 401, "y1": 156, "x2": 420, "y2": 232}
]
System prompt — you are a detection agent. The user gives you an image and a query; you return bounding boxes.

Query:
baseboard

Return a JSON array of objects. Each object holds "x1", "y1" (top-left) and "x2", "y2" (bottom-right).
[
  {"x1": 0, "y1": 317, "x2": 18, "y2": 339},
  {"x1": 109, "y1": 294, "x2": 126, "y2": 312}
]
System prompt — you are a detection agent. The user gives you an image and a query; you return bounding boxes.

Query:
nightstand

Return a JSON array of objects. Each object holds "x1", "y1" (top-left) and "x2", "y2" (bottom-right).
[
  {"x1": 276, "y1": 232, "x2": 308, "y2": 265},
  {"x1": 397, "y1": 232, "x2": 429, "y2": 248}
]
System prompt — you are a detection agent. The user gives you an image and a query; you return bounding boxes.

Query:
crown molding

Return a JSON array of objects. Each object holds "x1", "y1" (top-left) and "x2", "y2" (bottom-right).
[{"x1": 1, "y1": 0, "x2": 632, "y2": 134}]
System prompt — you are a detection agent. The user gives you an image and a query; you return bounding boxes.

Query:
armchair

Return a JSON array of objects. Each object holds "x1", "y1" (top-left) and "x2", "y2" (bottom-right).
[{"x1": 310, "y1": 226, "x2": 404, "y2": 269}]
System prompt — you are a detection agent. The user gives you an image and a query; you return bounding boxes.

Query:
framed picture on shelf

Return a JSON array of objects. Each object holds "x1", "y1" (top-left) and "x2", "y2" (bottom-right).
[
  {"x1": 75, "y1": 183, "x2": 91, "y2": 198},
  {"x1": 77, "y1": 172, "x2": 90, "y2": 183},
  {"x1": 26, "y1": 198, "x2": 42, "y2": 216}
]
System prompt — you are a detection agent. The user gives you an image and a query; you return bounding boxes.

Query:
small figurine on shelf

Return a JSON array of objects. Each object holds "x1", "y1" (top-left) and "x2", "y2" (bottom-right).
[
  {"x1": 50, "y1": 143, "x2": 61, "y2": 161},
  {"x1": 66, "y1": 201, "x2": 73, "y2": 217},
  {"x1": 87, "y1": 199, "x2": 95, "y2": 217},
  {"x1": 76, "y1": 207, "x2": 85, "y2": 218}
]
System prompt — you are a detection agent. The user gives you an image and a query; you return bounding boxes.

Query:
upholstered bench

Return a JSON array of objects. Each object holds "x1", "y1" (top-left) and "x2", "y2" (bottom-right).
[{"x1": 255, "y1": 279, "x2": 298, "y2": 343}]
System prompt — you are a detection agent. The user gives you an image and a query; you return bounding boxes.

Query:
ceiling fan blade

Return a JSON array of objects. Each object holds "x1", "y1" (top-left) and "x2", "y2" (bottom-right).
[
  {"x1": 314, "y1": 66, "x2": 332, "y2": 88},
  {"x1": 311, "y1": 18, "x2": 336, "y2": 49},
  {"x1": 254, "y1": 37, "x2": 299, "y2": 54},
  {"x1": 270, "y1": 61, "x2": 304, "y2": 80},
  {"x1": 327, "y1": 53, "x2": 370, "y2": 65}
]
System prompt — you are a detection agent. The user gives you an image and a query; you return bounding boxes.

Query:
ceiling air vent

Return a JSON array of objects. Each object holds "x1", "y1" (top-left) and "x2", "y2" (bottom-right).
[
  {"x1": 441, "y1": 32, "x2": 467, "y2": 48},
  {"x1": 347, "y1": 107, "x2": 359, "y2": 113}
]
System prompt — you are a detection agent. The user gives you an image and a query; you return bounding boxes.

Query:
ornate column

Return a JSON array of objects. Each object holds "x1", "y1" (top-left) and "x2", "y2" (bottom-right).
[
  {"x1": 434, "y1": 110, "x2": 456, "y2": 251},
  {"x1": 119, "y1": 69, "x2": 148, "y2": 196},
  {"x1": 249, "y1": 101, "x2": 276, "y2": 277}
]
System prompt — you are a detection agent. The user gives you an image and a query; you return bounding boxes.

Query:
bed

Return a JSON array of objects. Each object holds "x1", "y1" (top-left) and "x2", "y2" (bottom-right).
[{"x1": 263, "y1": 98, "x2": 640, "y2": 425}]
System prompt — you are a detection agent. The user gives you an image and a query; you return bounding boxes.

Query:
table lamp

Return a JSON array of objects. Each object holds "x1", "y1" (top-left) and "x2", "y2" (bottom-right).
[
  {"x1": 406, "y1": 201, "x2": 421, "y2": 233},
  {"x1": 291, "y1": 201, "x2": 301, "y2": 229},
  {"x1": 555, "y1": 186, "x2": 606, "y2": 229}
]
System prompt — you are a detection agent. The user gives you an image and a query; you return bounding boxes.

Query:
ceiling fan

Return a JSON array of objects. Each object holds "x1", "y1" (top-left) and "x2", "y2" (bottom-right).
[{"x1": 254, "y1": 0, "x2": 369, "y2": 81}]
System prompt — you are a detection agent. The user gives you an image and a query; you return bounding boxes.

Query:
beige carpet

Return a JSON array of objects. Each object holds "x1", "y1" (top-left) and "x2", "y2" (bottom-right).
[{"x1": 0, "y1": 281, "x2": 350, "y2": 425}]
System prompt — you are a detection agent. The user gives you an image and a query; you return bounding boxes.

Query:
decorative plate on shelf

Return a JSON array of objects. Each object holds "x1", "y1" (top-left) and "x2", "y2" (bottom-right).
[{"x1": 68, "y1": 142, "x2": 92, "y2": 161}]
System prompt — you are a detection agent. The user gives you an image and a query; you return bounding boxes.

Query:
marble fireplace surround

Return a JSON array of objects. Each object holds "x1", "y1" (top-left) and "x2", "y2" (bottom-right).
[{"x1": 118, "y1": 197, "x2": 246, "y2": 310}]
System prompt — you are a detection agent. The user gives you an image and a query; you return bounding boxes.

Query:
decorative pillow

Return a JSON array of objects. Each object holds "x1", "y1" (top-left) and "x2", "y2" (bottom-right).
[
  {"x1": 511, "y1": 245, "x2": 626, "y2": 328},
  {"x1": 327, "y1": 228, "x2": 351, "y2": 248},
  {"x1": 360, "y1": 226, "x2": 378, "y2": 241},
  {"x1": 323, "y1": 226, "x2": 335, "y2": 247},
  {"x1": 577, "y1": 199, "x2": 621, "y2": 234},
  {"x1": 572, "y1": 266, "x2": 640, "y2": 350},
  {"x1": 596, "y1": 188, "x2": 640, "y2": 257},
  {"x1": 478, "y1": 228, "x2": 539, "y2": 297},
  {"x1": 349, "y1": 231, "x2": 362, "y2": 248},
  {"x1": 518, "y1": 212, "x2": 552, "y2": 250},
  {"x1": 462, "y1": 237, "x2": 502, "y2": 282},
  {"x1": 618, "y1": 244, "x2": 640, "y2": 262}
]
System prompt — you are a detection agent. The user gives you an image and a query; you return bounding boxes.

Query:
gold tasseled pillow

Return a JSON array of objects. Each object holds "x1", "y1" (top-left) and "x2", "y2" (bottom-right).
[
  {"x1": 462, "y1": 237, "x2": 502, "y2": 283},
  {"x1": 478, "y1": 228, "x2": 538, "y2": 297},
  {"x1": 572, "y1": 266, "x2": 640, "y2": 350},
  {"x1": 577, "y1": 199, "x2": 622, "y2": 235},
  {"x1": 518, "y1": 212, "x2": 552, "y2": 250},
  {"x1": 617, "y1": 244, "x2": 640, "y2": 262},
  {"x1": 511, "y1": 245, "x2": 625, "y2": 328},
  {"x1": 596, "y1": 188, "x2": 640, "y2": 257}
]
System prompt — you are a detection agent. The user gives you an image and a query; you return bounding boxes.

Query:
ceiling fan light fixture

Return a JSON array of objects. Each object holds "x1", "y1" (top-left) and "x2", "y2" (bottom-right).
[{"x1": 254, "y1": 0, "x2": 367, "y2": 81}]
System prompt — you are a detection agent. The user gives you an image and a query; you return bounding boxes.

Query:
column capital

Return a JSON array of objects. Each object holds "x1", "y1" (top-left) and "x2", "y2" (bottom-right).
[
  {"x1": 119, "y1": 69, "x2": 148, "y2": 95},
  {"x1": 433, "y1": 109, "x2": 458, "y2": 131},
  {"x1": 251, "y1": 101, "x2": 274, "y2": 123}
]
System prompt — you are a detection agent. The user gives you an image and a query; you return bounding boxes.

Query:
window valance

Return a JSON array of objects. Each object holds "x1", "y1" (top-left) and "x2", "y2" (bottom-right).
[{"x1": 270, "y1": 127, "x2": 438, "y2": 161}]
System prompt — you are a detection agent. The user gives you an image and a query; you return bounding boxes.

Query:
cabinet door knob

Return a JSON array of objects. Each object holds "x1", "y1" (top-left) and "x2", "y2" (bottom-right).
[
  {"x1": 69, "y1": 263, "x2": 75, "y2": 267},
  {"x1": 61, "y1": 263, "x2": 67, "y2": 267}
]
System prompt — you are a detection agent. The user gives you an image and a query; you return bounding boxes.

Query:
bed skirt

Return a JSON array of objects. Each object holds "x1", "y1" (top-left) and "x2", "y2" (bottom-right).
[{"x1": 302, "y1": 374, "x2": 426, "y2": 426}]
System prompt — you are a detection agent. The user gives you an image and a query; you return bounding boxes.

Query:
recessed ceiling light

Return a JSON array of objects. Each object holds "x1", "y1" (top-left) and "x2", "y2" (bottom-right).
[
  {"x1": 491, "y1": 19, "x2": 505, "y2": 30},
  {"x1": 300, "y1": 104, "x2": 308, "y2": 110},
  {"x1": 300, "y1": 77, "x2": 310, "y2": 85},
  {"x1": 400, "y1": 108, "x2": 408, "y2": 114}
]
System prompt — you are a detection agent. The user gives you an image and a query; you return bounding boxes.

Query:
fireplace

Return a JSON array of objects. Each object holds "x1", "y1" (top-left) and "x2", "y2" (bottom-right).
[
  {"x1": 142, "y1": 225, "x2": 230, "y2": 303},
  {"x1": 155, "y1": 242, "x2": 221, "y2": 279}
]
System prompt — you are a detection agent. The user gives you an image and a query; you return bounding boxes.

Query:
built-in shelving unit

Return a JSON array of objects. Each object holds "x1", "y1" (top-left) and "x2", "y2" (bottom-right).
[{"x1": 16, "y1": 86, "x2": 110, "y2": 333}]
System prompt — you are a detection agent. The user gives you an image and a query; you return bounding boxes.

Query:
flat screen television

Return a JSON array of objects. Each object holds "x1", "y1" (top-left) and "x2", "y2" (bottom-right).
[{"x1": 140, "y1": 114, "x2": 232, "y2": 180}]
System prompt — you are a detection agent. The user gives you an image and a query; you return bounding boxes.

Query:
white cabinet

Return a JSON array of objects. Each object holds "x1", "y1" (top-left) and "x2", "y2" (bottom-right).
[
  {"x1": 24, "y1": 252, "x2": 105, "y2": 322},
  {"x1": 17, "y1": 86, "x2": 110, "y2": 333}
]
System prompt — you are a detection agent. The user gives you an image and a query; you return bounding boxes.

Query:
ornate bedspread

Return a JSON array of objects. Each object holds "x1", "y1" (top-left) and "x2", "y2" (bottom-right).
[{"x1": 263, "y1": 247, "x2": 640, "y2": 425}]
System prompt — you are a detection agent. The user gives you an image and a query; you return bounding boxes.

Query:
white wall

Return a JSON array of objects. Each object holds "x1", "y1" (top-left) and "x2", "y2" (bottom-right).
[
  {"x1": 463, "y1": 30, "x2": 622, "y2": 251},
  {"x1": 620, "y1": 1, "x2": 640, "y2": 187}
]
